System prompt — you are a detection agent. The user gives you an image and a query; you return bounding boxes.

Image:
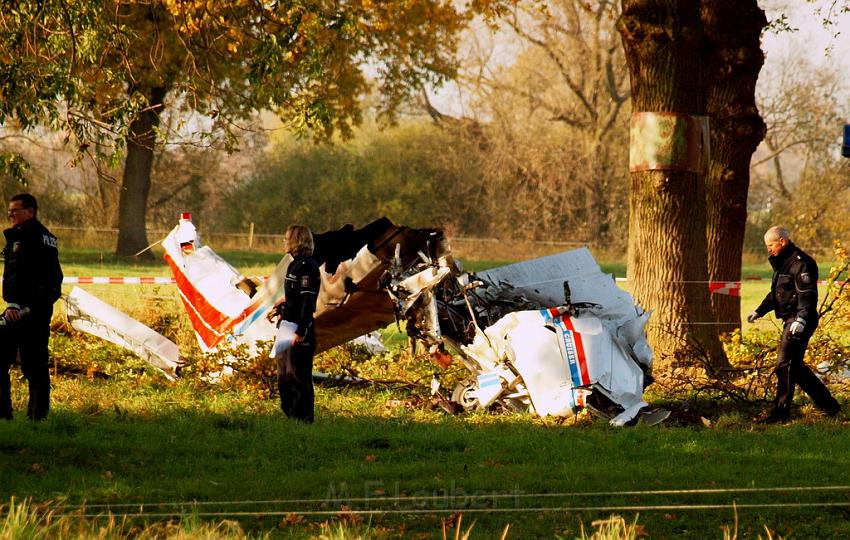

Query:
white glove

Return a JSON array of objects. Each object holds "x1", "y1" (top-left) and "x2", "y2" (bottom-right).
[
  {"x1": 789, "y1": 318, "x2": 806, "y2": 336},
  {"x1": 746, "y1": 311, "x2": 760, "y2": 323}
]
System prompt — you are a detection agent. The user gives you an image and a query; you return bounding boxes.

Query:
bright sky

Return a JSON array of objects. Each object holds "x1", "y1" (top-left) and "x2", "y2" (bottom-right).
[
  {"x1": 758, "y1": 0, "x2": 850, "y2": 156},
  {"x1": 432, "y1": 1, "x2": 850, "y2": 121},
  {"x1": 760, "y1": 1, "x2": 850, "y2": 82}
]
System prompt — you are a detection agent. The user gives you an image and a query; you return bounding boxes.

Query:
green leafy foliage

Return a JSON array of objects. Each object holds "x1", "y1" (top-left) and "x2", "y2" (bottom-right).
[
  {"x1": 0, "y1": 0, "x2": 516, "y2": 162},
  {"x1": 217, "y1": 120, "x2": 488, "y2": 235},
  {"x1": 0, "y1": 152, "x2": 28, "y2": 189},
  {"x1": 1, "y1": 0, "x2": 522, "y2": 255}
]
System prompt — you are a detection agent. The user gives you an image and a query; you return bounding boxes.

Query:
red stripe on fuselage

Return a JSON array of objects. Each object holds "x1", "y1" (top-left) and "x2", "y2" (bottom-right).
[
  {"x1": 165, "y1": 253, "x2": 227, "y2": 348},
  {"x1": 560, "y1": 314, "x2": 590, "y2": 386},
  {"x1": 164, "y1": 252, "x2": 259, "y2": 350}
]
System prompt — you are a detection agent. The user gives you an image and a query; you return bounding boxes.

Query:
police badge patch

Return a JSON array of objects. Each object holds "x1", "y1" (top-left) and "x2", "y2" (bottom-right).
[
  {"x1": 42, "y1": 234, "x2": 57, "y2": 248},
  {"x1": 301, "y1": 275, "x2": 310, "y2": 288},
  {"x1": 800, "y1": 272, "x2": 811, "y2": 284}
]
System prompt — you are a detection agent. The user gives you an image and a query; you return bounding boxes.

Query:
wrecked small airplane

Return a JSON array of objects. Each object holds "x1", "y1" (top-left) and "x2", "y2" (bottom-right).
[
  {"x1": 384, "y1": 241, "x2": 660, "y2": 426},
  {"x1": 66, "y1": 214, "x2": 663, "y2": 425},
  {"x1": 161, "y1": 213, "x2": 441, "y2": 355}
]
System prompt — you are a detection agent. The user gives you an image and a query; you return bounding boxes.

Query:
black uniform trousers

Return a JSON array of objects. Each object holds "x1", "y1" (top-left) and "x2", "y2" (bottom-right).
[
  {"x1": 0, "y1": 305, "x2": 53, "y2": 420},
  {"x1": 772, "y1": 317, "x2": 838, "y2": 417},
  {"x1": 278, "y1": 340, "x2": 315, "y2": 423}
]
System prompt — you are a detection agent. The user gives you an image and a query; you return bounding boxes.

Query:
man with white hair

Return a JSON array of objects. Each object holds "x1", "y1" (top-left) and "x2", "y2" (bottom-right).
[{"x1": 747, "y1": 226, "x2": 840, "y2": 423}]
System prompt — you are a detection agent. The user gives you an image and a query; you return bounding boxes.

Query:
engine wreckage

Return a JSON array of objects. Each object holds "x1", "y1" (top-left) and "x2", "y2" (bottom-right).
[{"x1": 65, "y1": 215, "x2": 666, "y2": 425}]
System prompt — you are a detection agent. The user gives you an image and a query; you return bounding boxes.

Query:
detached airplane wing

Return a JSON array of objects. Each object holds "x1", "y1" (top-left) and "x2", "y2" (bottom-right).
[
  {"x1": 162, "y1": 214, "x2": 444, "y2": 355},
  {"x1": 64, "y1": 286, "x2": 183, "y2": 379}
]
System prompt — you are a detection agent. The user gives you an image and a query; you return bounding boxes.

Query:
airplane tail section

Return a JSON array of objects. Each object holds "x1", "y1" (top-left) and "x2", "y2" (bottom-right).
[
  {"x1": 162, "y1": 213, "x2": 281, "y2": 352},
  {"x1": 162, "y1": 214, "x2": 437, "y2": 355}
]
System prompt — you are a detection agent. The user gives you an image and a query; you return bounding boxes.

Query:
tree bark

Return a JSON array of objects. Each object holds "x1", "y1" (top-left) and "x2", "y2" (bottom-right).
[
  {"x1": 618, "y1": 0, "x2": 728, "y2": 373},
  {"x1": 701, "y1": 1, "x2": 767, "y2": 333},
  {"x1": 116, "y1": 86, "x2": 167, "y2": 258}
]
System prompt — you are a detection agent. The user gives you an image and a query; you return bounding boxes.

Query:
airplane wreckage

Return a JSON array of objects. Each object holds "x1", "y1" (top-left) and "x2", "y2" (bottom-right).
[{"x1": 64, "y1": 215, "x2": 667, "y2": 426}]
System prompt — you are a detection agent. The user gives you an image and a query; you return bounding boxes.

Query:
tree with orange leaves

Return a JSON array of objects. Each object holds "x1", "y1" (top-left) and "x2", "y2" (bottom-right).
[{"x1": 0, "y1": 0, "x2": 511, "y2": 255}]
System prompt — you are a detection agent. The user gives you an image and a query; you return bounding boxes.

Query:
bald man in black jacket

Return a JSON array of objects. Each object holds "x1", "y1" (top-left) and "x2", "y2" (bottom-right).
[{"x1": 747, "y1": 226, "x2": 839, "y2": 424}]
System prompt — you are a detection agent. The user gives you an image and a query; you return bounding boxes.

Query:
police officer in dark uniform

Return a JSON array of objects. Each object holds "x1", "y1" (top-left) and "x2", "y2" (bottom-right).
[
  {"x1": 269, "y1": 225, "x2": 320, "y2": 422},
  {"x1": 747, "y1": 226, "x2": 839, "y2": 424},
  {"x1": 1, "y1": 193, "x2": 63, "y2": 420}
]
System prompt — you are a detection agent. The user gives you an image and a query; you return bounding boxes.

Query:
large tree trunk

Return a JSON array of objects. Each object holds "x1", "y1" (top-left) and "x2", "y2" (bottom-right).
[
  {"x1": 93, "y1": 141, "x2": 121, "y2": 229},
  {"x1": 116, "y1": 86, "x2": 167, "y2": 258},
  {"x1": 618, "y1": 0, "x2": 728, "y2": 373},
  {"x1": 701, "y1": 1, "x2": 767, "y2": 333}
]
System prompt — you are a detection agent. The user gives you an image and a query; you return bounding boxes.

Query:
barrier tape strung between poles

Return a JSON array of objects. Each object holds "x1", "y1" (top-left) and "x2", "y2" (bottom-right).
[
  {"x1": 63, "y1": 276, "x2": 843, "y2": 298},
  {"x1": 64, "y1": 276, "x2": 176, "y2": 284}
]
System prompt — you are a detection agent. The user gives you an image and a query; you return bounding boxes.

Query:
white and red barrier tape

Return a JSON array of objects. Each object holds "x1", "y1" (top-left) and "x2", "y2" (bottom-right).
[
  {"x1": 62, "y1": 276, "x2": 841, "y2": 297},
  {"x1": 613, "y1": 278, "x2": 743, "y2": 296},
  {"x1": 64, "y1": 276, "x2": 176, "y2": 284}
]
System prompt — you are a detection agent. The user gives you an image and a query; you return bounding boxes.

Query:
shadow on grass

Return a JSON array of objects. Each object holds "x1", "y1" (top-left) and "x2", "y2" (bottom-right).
[{"x1": 2, "y1": 403, "x2": 850, "y2": 538}]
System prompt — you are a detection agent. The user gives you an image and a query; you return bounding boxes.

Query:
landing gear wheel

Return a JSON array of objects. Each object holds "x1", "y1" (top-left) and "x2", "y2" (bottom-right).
[{"x1": 451, "y1": 379, "x2": 480, "y2": 411}]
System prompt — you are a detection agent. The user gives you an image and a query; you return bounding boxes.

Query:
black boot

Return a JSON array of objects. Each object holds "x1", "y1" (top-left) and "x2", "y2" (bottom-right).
[
  {"x1": 823, "y1": 401, "x2": 841, "y2": 418},
  {"x1": 756, "y1": 409, "x2": 790, "y2": 424}
]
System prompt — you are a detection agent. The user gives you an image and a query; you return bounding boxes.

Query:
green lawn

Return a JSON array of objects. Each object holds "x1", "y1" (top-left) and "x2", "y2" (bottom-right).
[
  {"x1": 2, "y1": 377, "x2": 850, "y2": 539},
  {"x1": 58, "y1": 248, "x2": 282, "y2": 278}
]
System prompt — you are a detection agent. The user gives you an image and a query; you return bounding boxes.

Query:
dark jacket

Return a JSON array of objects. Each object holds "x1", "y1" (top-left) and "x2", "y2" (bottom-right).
[
  {"x1": 282, "y1": 255, "x2": 321, "y2": 339},
  {"x1": 755, "y1": 241, "x2": 818, "y2": 324},
  {"x1": 3, "y1": 218, "x2": 63, "y2": 309}
]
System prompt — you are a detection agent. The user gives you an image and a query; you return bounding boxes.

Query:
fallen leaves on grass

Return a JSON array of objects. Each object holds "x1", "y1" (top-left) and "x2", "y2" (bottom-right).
[
  {"x1": 278, "y1": 513, "x2": 304, "y2": 527},
  {"x1": 337, "y1": 504, "x2": 362, "y2": 524}
]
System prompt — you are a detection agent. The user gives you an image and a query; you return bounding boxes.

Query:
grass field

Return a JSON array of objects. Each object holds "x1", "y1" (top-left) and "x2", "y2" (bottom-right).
[
  {"x1": 3, "y1": 377, "x2": 850, "y2": 538},
  {"x1": 2, "y1": 249, "x2": 850, "y2": 538}
]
